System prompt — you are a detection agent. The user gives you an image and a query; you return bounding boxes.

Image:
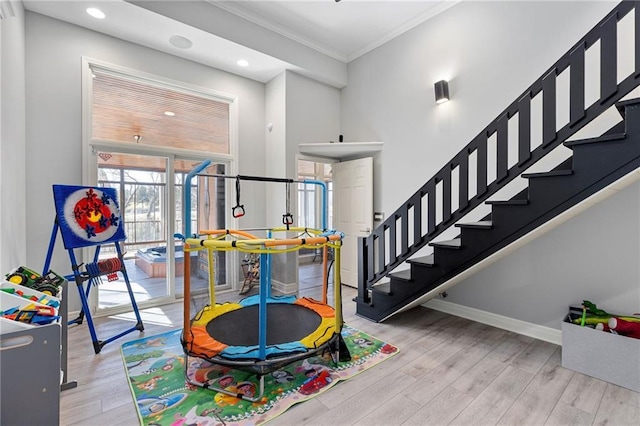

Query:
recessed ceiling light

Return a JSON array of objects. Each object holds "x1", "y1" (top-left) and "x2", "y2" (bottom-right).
[
  {"x1": 237, "y1": 59, "x2": 249, "y2": 67},
  {"x1": 169, "y1": 35, "x2": 193, "y2": 49},
  {"x1": 86, "y1": 8, "x2": 105, "y2": 19},
  {"x1": 164, "y1": 111, "x2": 175, "y2": 117}
]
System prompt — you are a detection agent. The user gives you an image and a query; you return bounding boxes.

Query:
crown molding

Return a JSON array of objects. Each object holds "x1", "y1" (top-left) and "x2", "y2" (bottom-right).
[
  {"x1": 207, "y1": 0, "x2": 348, "y2": 63},
  {"x1": 347, "y1": 0, "x2": 460, "y2": 62},
  {"x1": 208, "y1": 0, "x2": 461, "y2": 64}
]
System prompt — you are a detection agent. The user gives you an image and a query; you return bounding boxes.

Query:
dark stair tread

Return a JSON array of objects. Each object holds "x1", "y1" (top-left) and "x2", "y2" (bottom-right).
[
  {"x1": 485, "y1": 199, "x2": 529, "y2": 206},
  {"x1": 371, "y1": 281, "x2": 391, "y2": 294},
  {"x1": 616, "y1": 98, "x2": 640, "y2": 115},
  {"x1": 429, "y1": 238, "x2": 462, "y2": 249},
  {"x1": 407, "y1": 254, "x2": 435, "y2": 266},
  {"x1": 564, "y1": 132, "x2": 626, "y2": 148},
  {"x1": 455, "y1": 220, "x2": 493, "y2": 229},
  {"x1": 522, "y1": 169, "x2": 573, "y2": 179},
  {"x1": 388, "y1": 269, "x2": 412, "y2": 281}
]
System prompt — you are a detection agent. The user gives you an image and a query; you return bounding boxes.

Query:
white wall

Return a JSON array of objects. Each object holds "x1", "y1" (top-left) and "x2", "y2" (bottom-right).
[
  {"x1": 446, "y1": 181, "x2": 640, "y2": 329},
  {"x1": 25, "y1": 12, "x2": 267, "y2": 308},
  {"x1": 286, "y1": 70, "x2": 341, "y2": 177},
  {"x1": 341, "y1": 1, "x2": 639, "y2": 328},
  {"x1": 343, "y1": 0, "x2": 618, "y2": 214},
  {"x1": 266, "y1": 70, "x2": 340, "y2": 226},
  {"x1": 263, "y1": 70, "x2": 341, "y2": 291},
  {"x1": 265, "y1": 72, "x2": 287, "y2": 228},
  {"x1": 284, "y1": 71, "x2": 340, "y2": 287},
  {"x1": 0, "y1": 2, "x2": 27, "y2": 274}
]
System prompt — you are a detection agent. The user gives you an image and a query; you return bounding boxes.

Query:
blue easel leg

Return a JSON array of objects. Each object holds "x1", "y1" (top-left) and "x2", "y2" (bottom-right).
[
  {"x1": 68, "y1": 249, "x2": 101, "y2": 351},
  {"x1": 115, "y1": 243, "x2": 144, "y2": 331}
]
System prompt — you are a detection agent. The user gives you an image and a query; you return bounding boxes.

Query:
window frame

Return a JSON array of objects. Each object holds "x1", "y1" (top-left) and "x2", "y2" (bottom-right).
[
  {"x1": 297, "y1": 158, "x2": 333, "y2": 230},
  {"x1": 81, "y1": 57, "x2": 239, "y2": 314}
]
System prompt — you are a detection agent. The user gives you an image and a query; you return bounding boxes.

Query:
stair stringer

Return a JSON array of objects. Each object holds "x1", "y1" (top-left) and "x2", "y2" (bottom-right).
[{"x1": 383, "y1": 166, "x2": 640, "y2": 321}]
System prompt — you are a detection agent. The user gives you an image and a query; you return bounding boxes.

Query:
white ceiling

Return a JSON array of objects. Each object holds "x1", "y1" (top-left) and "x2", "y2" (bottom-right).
[
  {"x1": 22, "y1": 0, "x2": 459, "y2": 86},
  {"x1": 212, "y1": 0, "x2": 459, "y2": 62}
]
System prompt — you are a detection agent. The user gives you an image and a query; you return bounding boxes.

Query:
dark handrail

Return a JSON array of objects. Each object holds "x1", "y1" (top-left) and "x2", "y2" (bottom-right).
[{"x1": 358, "y1": 1, "x2": 640, "y2": 303}]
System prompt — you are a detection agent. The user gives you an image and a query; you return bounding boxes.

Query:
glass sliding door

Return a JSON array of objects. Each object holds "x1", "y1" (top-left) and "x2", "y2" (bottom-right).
[
  {"x1": 97, "y1": 152, "x2": 172, "y2": 310},
  {"x1": 174, "y1": 160, "x2": 229, "y2": 297},
  {"x1": 95, "y1": 153, "x2": 232, "y2": 313},
  {"x1": 85, "y1": 60, "x2": 238, "y2": 313}
]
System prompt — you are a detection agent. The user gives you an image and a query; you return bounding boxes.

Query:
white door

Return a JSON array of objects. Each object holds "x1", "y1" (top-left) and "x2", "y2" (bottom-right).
[{"x1": 333, "y1": 157, "x2": 373, "y2": 287}]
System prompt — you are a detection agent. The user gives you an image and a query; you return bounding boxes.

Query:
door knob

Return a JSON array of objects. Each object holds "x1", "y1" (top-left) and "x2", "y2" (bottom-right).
[{"x1": 360, "y1": 227, "x2": 371, "y2": 233}]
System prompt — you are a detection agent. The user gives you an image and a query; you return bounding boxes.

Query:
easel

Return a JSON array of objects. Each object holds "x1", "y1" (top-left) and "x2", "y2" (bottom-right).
[{"x1": 44, "y1": 185, "x2": 144, "y2": 354}]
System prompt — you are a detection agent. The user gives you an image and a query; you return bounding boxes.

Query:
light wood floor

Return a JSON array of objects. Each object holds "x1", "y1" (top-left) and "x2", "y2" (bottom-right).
[{"x1": 61, "y1": 280, "x2": 640, "y2": 425}]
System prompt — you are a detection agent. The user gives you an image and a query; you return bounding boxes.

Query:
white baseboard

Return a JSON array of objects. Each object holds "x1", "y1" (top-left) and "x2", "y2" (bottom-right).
[
  {"x1": 271, "y1": 279, "x2": 298, "y2": 295},
  {"x1": 423, "y1": 298, "x2": 562, "y2": 346}
]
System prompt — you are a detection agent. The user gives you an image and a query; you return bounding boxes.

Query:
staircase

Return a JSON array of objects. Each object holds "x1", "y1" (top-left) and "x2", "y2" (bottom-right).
[{"x1": 356, "y1": 1, "x2": 640, "y2": 322}]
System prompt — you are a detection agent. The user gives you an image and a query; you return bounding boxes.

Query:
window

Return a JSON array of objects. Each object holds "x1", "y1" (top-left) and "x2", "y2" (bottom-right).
[
  {"x1": 97, "y1": 155, "x2": 207, "y2": 253},
  {"x1": 297, "y1": 160, "x2": 332, "y2": 229},
  {"x1": 83, "y1": 59, "x2": 238, "y2": 311},
  {"x1": 91, "y1": 68, "x2": 230, "y2": 154},
  {"x1": 98, "y1": 160, "x2": 166, "y2": 250}
]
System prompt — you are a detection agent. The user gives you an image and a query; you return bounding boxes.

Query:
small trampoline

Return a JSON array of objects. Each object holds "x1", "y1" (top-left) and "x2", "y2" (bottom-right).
[
  {"x1": 179, "y1": 228, "x2": 346, "y2": 401},
  {"x1": 178, "y1": 162, "x2": 349, "y2": 402}
]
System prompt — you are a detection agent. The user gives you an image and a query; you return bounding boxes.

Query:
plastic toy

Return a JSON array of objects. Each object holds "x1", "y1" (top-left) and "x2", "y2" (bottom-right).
[
  {"x1": 45, "y1": 185, "x2": 144, "y2": 353},
  {"x1": 299, "y1": 369, "x2": 332, "y2": 395},
  {"x1": 1, "y1": 286, "x2": 60, "y2": 308},
  {"x1": 0, "y1": 303, "x2": 59, "y2": 325},
  {"x1": 5, "y1": 266, "x2": 63, "y2": 296},
  {"x1": 570, "y1": 300, "x2": 640, "y2": 326},
  {"x1": 0, "y1": 306, "x2": 19, "y2": 320},
  {"x1": 609, "y1": 317, "x2": 640, "y2": 339}
]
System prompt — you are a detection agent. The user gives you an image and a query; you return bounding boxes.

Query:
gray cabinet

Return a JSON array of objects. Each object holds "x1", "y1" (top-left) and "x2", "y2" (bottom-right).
[
  {"x1": 0, "y1": 282, "x2": 63, "y2": 425},
  {"x1": 0, "y1": 324, "x2": 61, "y2": 425}
]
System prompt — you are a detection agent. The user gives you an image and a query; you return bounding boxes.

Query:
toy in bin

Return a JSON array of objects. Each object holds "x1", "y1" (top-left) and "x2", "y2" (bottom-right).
[
  {"x1": 5, "y1": 266, "x2": 63, "y2": 297},
  {"x1": 569, "y1": 300, "x2": 640, "y2": 340},
  {"x1": 0, "y1": 303, "x2": 59, "y2": 325},
  {"x1": 0, "y1": 287, "x2": 60, "y2": 308}
]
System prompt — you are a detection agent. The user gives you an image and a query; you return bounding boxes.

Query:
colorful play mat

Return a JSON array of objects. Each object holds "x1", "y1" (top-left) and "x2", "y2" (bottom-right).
[{"x1": 122, "y1": 325, "x2": 398, "y2": 425}]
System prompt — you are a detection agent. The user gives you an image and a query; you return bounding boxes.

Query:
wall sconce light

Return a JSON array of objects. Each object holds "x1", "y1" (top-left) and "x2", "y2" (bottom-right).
[{"x1": 434, "y1": 80, "x2": 450, "y2": 104}]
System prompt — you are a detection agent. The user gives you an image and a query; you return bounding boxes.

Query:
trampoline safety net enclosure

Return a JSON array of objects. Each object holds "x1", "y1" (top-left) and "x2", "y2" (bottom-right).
[{"x1": 177, "y1": 160, "x2": 350, "y2": 402}]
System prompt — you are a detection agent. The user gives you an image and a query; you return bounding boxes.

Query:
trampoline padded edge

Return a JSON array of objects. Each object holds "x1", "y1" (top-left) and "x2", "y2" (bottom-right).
[{"x1": 184, "y1": 297, "x2": 340, "y2": 361}]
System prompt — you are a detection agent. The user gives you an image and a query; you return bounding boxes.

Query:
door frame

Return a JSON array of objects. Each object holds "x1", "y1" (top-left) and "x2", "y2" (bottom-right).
[
  {"x1": 86, "y1": 149, "x2": 239, "y2": 317},
  {"x1": 81, "y1": 57, "x2": 239, "y2": 317},
  {"x1": 296, "y1": 154, "x2": 335, "y2": 228}
]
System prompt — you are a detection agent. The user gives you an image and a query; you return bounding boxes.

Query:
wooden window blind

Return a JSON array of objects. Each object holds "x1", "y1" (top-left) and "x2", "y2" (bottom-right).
[{"x1": 91, "y1": 69, "x2": 229, "y2": 154}]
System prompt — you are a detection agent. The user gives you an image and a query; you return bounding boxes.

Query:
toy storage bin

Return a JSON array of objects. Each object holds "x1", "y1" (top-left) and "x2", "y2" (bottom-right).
[
  {"x1": 562, "y1": 316, "x2": 640, "y2": 392},
  {"x1": 1, "y1": 281, "x2": 62, "y2": 425}
]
